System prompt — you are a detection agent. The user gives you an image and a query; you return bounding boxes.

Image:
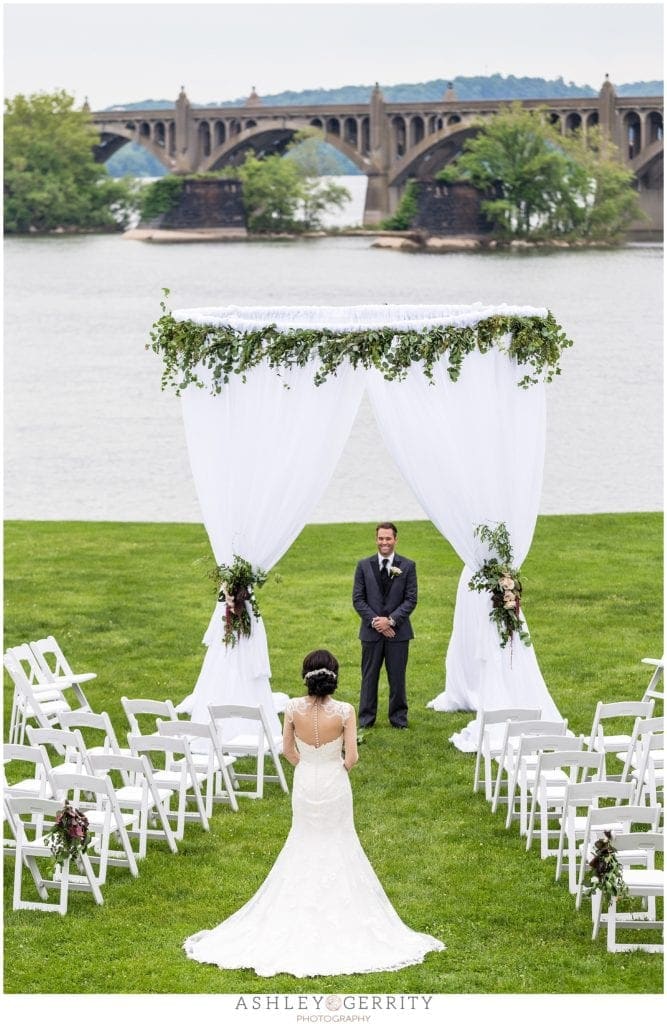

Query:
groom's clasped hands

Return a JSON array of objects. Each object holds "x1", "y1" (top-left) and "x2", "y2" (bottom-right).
[{"x1": 371, "y1": 615, "x2": 395, "y2": 638}]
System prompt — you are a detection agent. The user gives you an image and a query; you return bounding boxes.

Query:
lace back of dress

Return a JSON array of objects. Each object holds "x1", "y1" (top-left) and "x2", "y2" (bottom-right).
[{"x1": 290, "y1": 696, "x2": 349, "y2": 748}]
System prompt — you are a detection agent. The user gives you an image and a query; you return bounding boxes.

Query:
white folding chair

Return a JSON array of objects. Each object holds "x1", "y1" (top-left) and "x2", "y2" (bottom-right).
[
  {"x1": 490, "y1": 718, "x2": 568, "y2": 816},
  {"x1": 3, "y1": 744, "x2": 53, "y2": 855},
  {"x1": 630, "y1": 731, "x2": 665, "y2": 808},
  {"x1": 585, "y1": 699, "x2": 655, "y2": 767},
  {"x1": 157, "y1": 719, "x2": 239, "y2": 815},
  {"x1": 575, "y1": 802, "x2": 661, "y2": 909},
  {"x1": 506, "y1": 733, "x2": 583, "y2": 834},
  {"x1": 6, "y1": 794, "x2": 103, "y2": 914},
  {"x1": 87, "y1": 752, "x2": 178, "y2": 858},
  {"x1": 525, "y1": 748, "x2": 605, "y2": 858},
  {"x1": 3, "y1": 743, "x2": 54, "y2": 801},
  {"x1": 49, "y1": 770, "x2": 139, "y2": 883},
  {"x1": 121, "y1": 696, "x2": 179, "y2": 742},
  {"x1": 128, "y1": 734, "x2": 209, "y2": 839},
  {"x1": 58, "y1": 710, "x2": 132, "y2": 783},
  {"x1": 208, "y1": 704, "x2": 288, "y2": 800},
  {"x1": 618, "y1": 715, "x2": 664, "y2": 789},
  {"x1": 26, "y1": 725, "x2": 93, "y2": 780},
  {"x1": 473, "y1": 707, "x2": 541, "y2": 801},
  {"x1": 4, "y1": 648, "x2": 70, "y2": 745},
  {"x1": 591, "y1": 831, "x2": 664, "y2": 952},
  {"x1": 641, "y1": 657, "x2": 664, "y2": 703},
  {"x1": 30, "y1": 636, "x2": 95, "y2": 711},
  {"x1": 555, "y1": 780, "x2": 636, "y2": 894}
]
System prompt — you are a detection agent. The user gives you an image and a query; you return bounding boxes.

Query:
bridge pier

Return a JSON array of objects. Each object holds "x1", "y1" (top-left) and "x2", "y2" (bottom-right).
[{"x1": 363, "y1": 174, "x2": 391, "y2": 225}]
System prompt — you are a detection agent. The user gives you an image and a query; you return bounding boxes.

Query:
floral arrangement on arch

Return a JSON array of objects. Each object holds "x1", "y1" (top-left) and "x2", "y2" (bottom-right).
[
  {"x1": 209, "y1": 555, "x2": 268, "y2": 647},
  {"x1": 43, "y1": 800, "x2": 91, "y2": 867},
  {"x1": 468, "y1": 522, "x2": 531, "y2": 649}
]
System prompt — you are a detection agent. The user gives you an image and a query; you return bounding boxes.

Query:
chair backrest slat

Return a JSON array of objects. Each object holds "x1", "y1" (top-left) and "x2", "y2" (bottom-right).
[{"x1": 30, "y1": 636, "x2": 73, "y2": 678}]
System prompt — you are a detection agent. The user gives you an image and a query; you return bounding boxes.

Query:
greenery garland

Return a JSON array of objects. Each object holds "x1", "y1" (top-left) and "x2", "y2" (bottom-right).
[
  {"x1": 148, "y1": 290, "x2": 573, "y2": 394},
  {"x1": 469, "y1": 522, "x2": 531, "y2": 649}
]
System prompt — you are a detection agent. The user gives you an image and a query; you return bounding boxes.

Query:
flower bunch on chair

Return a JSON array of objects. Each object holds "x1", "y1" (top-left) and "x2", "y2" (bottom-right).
[
  {"x1": 584, "y1": 830, "x2": 629, "y2": 901},
  {"x1": 43, "y1": 800, "x2": 91, "y2": 867},
  {"x1": 469, "y1": 522, "x2": 531, "y2": 649},
  {"x1": 209, "y1": 555, "x2": 268, "y2": 647}
]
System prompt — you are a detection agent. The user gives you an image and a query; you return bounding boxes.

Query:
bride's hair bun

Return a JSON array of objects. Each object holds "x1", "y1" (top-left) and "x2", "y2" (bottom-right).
[{"x1": 302, "y1": 649, "x2": 339, "y2": 697}]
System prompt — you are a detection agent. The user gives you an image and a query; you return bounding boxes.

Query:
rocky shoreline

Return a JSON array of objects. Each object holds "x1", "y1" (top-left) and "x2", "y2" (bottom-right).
[{"x1": 123, "y1": 225, "x2": 639, "y2": 250}]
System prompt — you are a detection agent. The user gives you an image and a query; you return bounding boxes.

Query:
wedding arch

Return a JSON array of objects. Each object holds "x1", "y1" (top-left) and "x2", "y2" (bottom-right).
[{"x1": 150, "y1": 299, "x2": 572, "y2": 752}]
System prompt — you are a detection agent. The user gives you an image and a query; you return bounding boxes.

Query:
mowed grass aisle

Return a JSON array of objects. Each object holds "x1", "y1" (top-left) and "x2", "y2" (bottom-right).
[{"x1": 3, "y1": 514, "x2": 663, "y2": 994}]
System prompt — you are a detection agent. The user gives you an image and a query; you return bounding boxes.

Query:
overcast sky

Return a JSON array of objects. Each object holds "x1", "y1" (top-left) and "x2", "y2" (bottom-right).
[{"x1": 3, "y1": 1, "x2": 663, "y2": 110}]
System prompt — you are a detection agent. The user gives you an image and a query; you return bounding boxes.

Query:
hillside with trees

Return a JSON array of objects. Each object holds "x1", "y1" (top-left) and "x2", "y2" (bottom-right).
[{"x1": 103, "y1": 74, "x2": 663, "y2": 112}]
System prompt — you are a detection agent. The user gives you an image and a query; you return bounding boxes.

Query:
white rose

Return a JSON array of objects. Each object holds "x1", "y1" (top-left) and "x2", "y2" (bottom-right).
[{"x1": 500, "y1": 576, "x2": 515, "y2": 590}]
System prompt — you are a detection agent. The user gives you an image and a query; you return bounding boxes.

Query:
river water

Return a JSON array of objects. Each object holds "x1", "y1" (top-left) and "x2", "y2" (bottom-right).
[{"x1": 3, "y1": 188, "x2": 663, "y2": 523}]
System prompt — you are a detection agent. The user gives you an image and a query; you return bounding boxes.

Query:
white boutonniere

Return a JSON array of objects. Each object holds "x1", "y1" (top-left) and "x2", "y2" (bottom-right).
[{"x1": 389, "y1": 566, "x2": 402, "y2": 578}]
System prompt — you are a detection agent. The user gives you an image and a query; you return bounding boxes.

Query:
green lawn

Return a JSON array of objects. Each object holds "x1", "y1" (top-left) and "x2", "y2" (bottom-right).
[{"x1": 3, "y1": 514, "x2": 663, "y2": 994}]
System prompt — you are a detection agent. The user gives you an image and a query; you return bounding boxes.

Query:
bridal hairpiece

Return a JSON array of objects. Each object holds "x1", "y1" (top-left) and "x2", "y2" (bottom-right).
[{"x1": 304, "y1": 668, "x2": 337, "y2": 680}]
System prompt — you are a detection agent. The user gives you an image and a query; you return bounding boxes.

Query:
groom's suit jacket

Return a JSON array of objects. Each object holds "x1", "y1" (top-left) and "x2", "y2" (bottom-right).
[{"x1": 353, "y1": 554, "x2": 418, "y2": 643}]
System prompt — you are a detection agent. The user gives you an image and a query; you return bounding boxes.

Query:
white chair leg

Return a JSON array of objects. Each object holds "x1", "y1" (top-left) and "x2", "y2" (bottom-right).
[
  {"x1": 519, "y1": 781, "x2": 529, "y2": 835},
  {"x1": 473, "y1": 746, "x2": 482, "y2": 794},
  {"x1": 555, "y1": 823, "x2": 565, "y2": 881},
  {"x1": 175, "y1": 778, "x2": 186, "y2": 840},
  {"x1": 591, "y1": 891, "x2": 603, "y2": 939},
  {"x1": 79, "y1": 853, "x2": 104, "y2": 906},
  {"x1": 526, "y1": 794, "x2": 537, "y2": 851},
  {"x1": 540, "y1": 802, "x2": 550, "y2": 859},
  {"x1": 191, "y1": 774, "x2": 209, "y2": 831},
  {"x1": 58, "y1": 858, "x2": 70, "y2": 916},
  {"x1": 491, "y1": 764, "x2": 503, "y2": 813},
  {"x1": 606, "y1": 897, "x2": 617, "y2": 951},
  {"x1": 218, "y1": 759, "x2": 239, "y2": 812}
]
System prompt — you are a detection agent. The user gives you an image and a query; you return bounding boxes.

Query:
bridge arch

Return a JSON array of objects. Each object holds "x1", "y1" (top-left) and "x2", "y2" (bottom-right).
[
  {"x1": 630, "y1": 137, "x2": 664, "y2": 177},
  {"x1": 200, "y1": 119, "x2": 373, "y2": 174},
  {"x1": 93, "y1": 123, "x2": 176, "y2": 171},
  {"x1": 388, "y1": 124, "x2": 480, "y2": 187}
]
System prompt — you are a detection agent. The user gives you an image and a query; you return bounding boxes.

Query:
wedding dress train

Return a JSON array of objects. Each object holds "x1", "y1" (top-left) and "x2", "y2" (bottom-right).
[{"x1": 183, "y1": 702, "x2": 444, "y2": 977}]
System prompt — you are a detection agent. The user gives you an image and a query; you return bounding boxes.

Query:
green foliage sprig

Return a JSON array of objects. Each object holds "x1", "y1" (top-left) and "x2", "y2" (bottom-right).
[
  {"x1": 149, "y1": 290, "x2": 572, "y2": 394},
  {"x1": 43, "y1": 800, "x2": 91, "y2": 867},
  {"x1": 584, "y1": 830, "x2": 629, "y2": 902},
  {"x1": 209, "y1": 555, "x2": 268, "y2": 647},
  {"x1": 469, "y1": 522, "x2": 531, "y2": 648}
]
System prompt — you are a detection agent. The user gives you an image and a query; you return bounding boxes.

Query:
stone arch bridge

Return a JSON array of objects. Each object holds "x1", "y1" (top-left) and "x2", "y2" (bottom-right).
[{"x1": 91, "y1": 79, "x2": 663, "y2": 229}]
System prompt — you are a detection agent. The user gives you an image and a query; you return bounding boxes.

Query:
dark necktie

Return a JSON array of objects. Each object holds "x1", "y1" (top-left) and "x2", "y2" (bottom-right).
[{"x1": 381, "y1": 558, "x2": 390, "y2": 594}]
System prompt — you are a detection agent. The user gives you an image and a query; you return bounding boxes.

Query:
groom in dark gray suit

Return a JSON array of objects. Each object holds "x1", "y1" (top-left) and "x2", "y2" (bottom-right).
[{"x1": 353, "y1": 522, "x2": 418, "y2": 729}]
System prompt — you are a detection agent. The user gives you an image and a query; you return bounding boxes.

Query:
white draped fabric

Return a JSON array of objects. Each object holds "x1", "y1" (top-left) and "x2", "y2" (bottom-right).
[
  {"x1": 366, "y1": 346, "x2": 562, "y2": 751},
  {"x1": 175, "y1": 345, "x2": 365, "y2": 739},
  {"x1": 172, "y1": 304, "x2": 562, "y2": 753}
]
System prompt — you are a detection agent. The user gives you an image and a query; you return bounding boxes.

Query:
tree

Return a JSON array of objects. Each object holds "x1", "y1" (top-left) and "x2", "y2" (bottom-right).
[
  {"x1": 560, "y1": 127, "x2": 644, "y2": 240},
  {"x1": 4, "y1": 90, "x2": 136, "y2": 233},
  {"x1": 379, "y1": 180, "x2": 420, "y2": 230},
  {"x1": 438, "y1": 102, "x2": 642, "y2": 241},
  {"x1": 226, "y1": 130, "x2": 351, "y2": 233},
  {"x1": 226, "y1": 151, "x2": 305, "y2": 232},
  {"x1": 284, "y1": 130, "x2": 352, "y2": 229}
]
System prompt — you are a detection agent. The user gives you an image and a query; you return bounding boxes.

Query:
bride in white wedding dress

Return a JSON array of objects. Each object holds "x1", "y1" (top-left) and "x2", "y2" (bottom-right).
[{"x1": 183, "y1": 649, "x2": 444, "y2": 977}]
